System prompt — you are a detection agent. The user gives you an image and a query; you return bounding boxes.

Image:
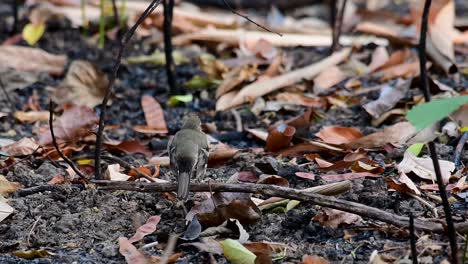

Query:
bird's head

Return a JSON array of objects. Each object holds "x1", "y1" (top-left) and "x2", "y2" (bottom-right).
[{"x1": 182, "y1": 115, "x2": 202, "y2": 131}]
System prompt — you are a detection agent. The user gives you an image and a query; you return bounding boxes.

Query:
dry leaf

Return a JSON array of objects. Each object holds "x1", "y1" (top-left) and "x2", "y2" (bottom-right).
[
  {"x1": 0, "y1": 201, "x2": 14, "y2": 223},
  {"x1": 295, "y1": 172, "x2": 315, "y2": 180},
  {"x1": 321, "y1": 172, "x2": 380, "y2": 182},
  {"x1": 368, "y1": 46, "x2": 390, "y2": 72},
  {"x1": 301, "y1": 255, "x2": 329, "y2": 264},
  {"x1": 313, "y1": 208, "x2": 362, "y2": 228},
  {"x1": 104, "y1": 140, "x2": 152, "y2": 156},
  {"x1": 2, "y1": 138, "x2": 39, "y2": 156},
  {"x1": 315, "y1": 126, "x2": 363, "y2": 145},
  {"x1": 139, "y1": 95, "x2": 168, "y2": 134},
  {"x1": 13, "y1": 111, "x2": 49, "y2": 122},
  {"x1": 0, "y1": 46, "x2": 67, "y2": 75},
  {"x1": 266, "y1": 124, "x2": 296, "y2": 152},
  {"x1": 363, "y1": 79, "x2": 411, "y2": 118},
  {"x1": 346, "y1": 122, "x2": 417, "y2": 149},
  {"x1": 397, "y1": 152, "x2": 455, "y2": 184},
  {"x1": 239, "y1": 38, "x2": 278, "y2": 60},
  {"x1": 378, "y1": 61, "x2": 420, "y2": 81},
  {"x1": 274, "y1": 93, "x2": 328, "y2": 108},
  {"x1": 38, "y1": 105, "x2": 99, "y2": 145},
  {"x1": 216, "y1": 66, "x2": 258, "y2": 99},
  {"x1": 128, "y1": 215, "x2": 161, "y2": 243},
  {"x1": 385, "y1": 173, "x2": 421, "y2": 195},
  {"x1": 118, "y1": 237, "x2": 147, "y2": 264},
  {"x1": 106, "y1": 164, "x2": 130, "y2": 181},
  {"x1": 51, "y1": 60, "x2": 109, "y2": 108},
  {"x1": 373, "y1": 49, "x2": 412, "y2": 72},
  {"x1": 0, "y1": 175, "x2": 22, "y2": 195},
  {"x1": 313, "y1": 66, "x2": 347, "y2": 94}
]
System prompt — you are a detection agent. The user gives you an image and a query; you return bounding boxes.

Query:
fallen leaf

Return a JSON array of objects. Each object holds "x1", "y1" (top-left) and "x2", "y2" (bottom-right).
[
  {"x1": 148, "y1": 156, "x2": 170, "y2": 167},
  {"x1": 363, "y1": 79, "x2": 411, "y2": 119},
  {"x1": 139, "y1": 95, "x2": 168, "y2": 133},
  {"x1": 125, "y1": 50, "x2": 189, "y2": 65},
  {"x1": 295, "y1": 172, "x2": 315, "y2": 180},
  {"x1": 118, "y1": 237, "x2": 147, "y2": 264},
  {"x1": 22, "y1": 23, "x2": 46, "y2": 45},
  {"x1": 128, "y1": 215, "x2": 161, "y2": 243},
  {"x1": 321, "y1": 172, "x2": 380, "y2": 182},
  {"x1": 51, "y1": 60, "x2": 109, "y2": 108},
  {"x1": 239, "y1": 38, "x2": 278, "y2": 60},
  {"x1": 0, "y1": 45, "x2": 67, "y2": 75},
  {"x1": 2, "y1": 138, "x2": 39, "y2": 156},
  {"x1": 47, "y1": 175, "x2": 67, "y2": 185},
  {"x1": 216, "y1": 66, "x2": 258, "y2": 99},
  {"x1": 0, "y1": 201, "x2": 14, "y2": 223},
  {"x1": 274, "y1": 93, "x2": 328, "y2": 108},
  {"x1": 386, "y1": 173, "x2": 421, "y2": 195},
  {"x1": 346, "y1": 122, "x2": 418, "y2": 149},
  {"x1": 315, "y1": 126, "x2": 363, "y2": 145},
  {"x1": 220, "y1": 239, "x2": 256, "y2": 264},
  {"x1": 368, "y1": 46, "x2": 389, "y2": 72},
  {"x1": 300, "y1": 255, "x2": 329, "y2": 264},
  {"x1": 313, "y1": 66, "x2": 347, "y2": 94},
  {"x1": 106, "y1": 164, "x2": 130, "y2": 181},
  {"x1": 168, "y1": 94, "x2": 193, "y2": 107},
  {"x1": 13, "y1": 111, "x2": 49, "y2": 122},
  {"x1": 372, "y1": 49, "x2": 412, "y2": 72},
  {"x1": 0, "y1": 175, "x2": 22, "y2": 195},
  {"x1": 266, "y1": 124, "x2": 296, "y2": 152},
  {"x1": 397, "y1": 152, "x2": 455, "y2": 184},
  {"x1": 378, "y1": 61, "x2": 421, "y2": 81},
  {"x1": 257, "y1": 175, "x2": 289, "y2": 187},
  {"x1": 313, "y1": 208, "x2": 362, "y2": 228},
  {"x1": 13, "y1": 249, "x2": 52, "y2": 260},
  {"x1": 38, "y1": 105, "x2": 99, "y2": 145},
  {"x1": 104, "y1": 140, "x2": 152, "y2": 156}
]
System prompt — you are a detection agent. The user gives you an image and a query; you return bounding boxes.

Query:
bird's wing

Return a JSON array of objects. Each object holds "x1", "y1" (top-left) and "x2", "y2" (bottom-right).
[
  {"x1": 168, "y1": 136, "x2": 177, "y2": 171},
  {"x1": 196, "y1": 145, "x2": 209, "y2": 180}
]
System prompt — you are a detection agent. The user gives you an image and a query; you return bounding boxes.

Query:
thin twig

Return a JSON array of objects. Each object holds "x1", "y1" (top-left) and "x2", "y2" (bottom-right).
[
  {"x1": 160, "y1": 233, "x2": 180, "y2": 264},
  {"x1": 454, "y1": 131, "x2": 468, "y2": 170},
  {"x1": 230, "y1": 109, "x2": 242, "y2": 132},
  {"x1": 409, "y1": 213, "x2": 418, "y2": 264},
  {"x1": 49, "y1": 101, "x2": 88, "y2": 181},
  {"x1": 418, "y1": 0, "x2": 458, "y2": 262},
  {"x1": 0, "y1": 76, "x2": 15, "y2": 112},
  {"x1": 11, "y1": 0, "x2": 19, "y2": 35},
  {"x1": 92, "y1": 180, "x2": 468, "y2": 234},
  {"x1": 163, "y1": 0, "x2": 177, "y2": 95},
  {"x1": 331, "y1": 0, "x2": 347, "y2": 52},
  {"x1": 111, "y1": 0, "x2": 120, "y2": 28},
  {"x1": 27, "y1": 216, "x2": 42, "y2": 246},
  {"x1": 95, "y1": 0, "x2": 163, "y2": 180},
  {"x1": 220, "y1": 0, "x2": 281, "y2": 36}
]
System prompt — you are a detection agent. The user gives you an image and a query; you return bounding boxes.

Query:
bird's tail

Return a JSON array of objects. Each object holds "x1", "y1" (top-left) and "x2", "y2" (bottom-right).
[{"x1": 177, "y1": 172, "x2": 191, "y2": 200}]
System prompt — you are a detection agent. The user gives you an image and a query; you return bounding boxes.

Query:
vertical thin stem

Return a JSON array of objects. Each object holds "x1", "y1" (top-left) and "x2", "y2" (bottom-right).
[
  {"x1": 331, "y1": 0, "x2": 347, "y2": 53},
  {"x1": 329, "y1": 0, "x2": 337, "y2": 53},
  {"x1": 418, "y1": 1, "x2": 458, "y2": 262},
  {"x1": 81, "y1": 0, "x2": 89, "y2": 35},
  {"x1": 111, "y1": 0, "x2": 120, "y2": 28},
  {"x1": 0, "y1": 76, "x2": 15, "y2": 112},
  {"x1": 95, "y1": 0, "x2": 162, "y2": 180},
  {"x1": 163, "y1": 0, "x2": 177, "y2": 95},
  {"x1": 409, "y1": 213, "x2": 418, "y2": 264},
  {"x1": 99, "y1": 0, "x2": 106, "y2": 49},
  {"x1": 11, "y1": 0, "x2": 19, "y2": 35}
]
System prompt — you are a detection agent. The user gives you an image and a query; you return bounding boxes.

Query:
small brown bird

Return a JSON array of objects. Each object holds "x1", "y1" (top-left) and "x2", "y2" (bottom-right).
[{"x1": 168, "y1": 115, "x2": 209, "y2": 200}]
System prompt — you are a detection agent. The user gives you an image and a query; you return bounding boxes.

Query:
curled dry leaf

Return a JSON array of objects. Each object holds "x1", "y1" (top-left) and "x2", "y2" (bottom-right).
[
  {"x1": 397, "y1": 152, "x2": 455, "y2": 184},
  {"x1": 1, "y1": 137, "x2": 39, "y2": 156},
  {"x1": 0, "y1": 175, "x2": 22, "y2": 195},
  {"x1": 368, "y1": 46, "x2": 390, "y2": 72},
  {"x1": 315, "y1": 126, "x2": 363, "y2": 145},
  {"x1": 104, "y1": 140, "x2": 152, "y2": 156},
  {"x1": 216, "y1": 65, "x2": 258, "y2": 99},
  {"x1": 363, "y1": 79, "x2": 411, "y2": 119},
  {"x1": 128, "y1": 215, "x2": 161, "y2": 243},
  {"x1": 14, "y1": 111, "x2": 49, "y2": 122},
  {"x1": 118, "y1": 237, "x2": 147, "y2": 264},
  {"x1": 0, "y1": 46, "x2": 67, "y2": 75},
  {"x1": 38, "y1": 105, "x2": 99, "y2": 145},
  {"x1": 133, "y1": 95, "x2": 168, "y2": 134},
  {"x1": 51, "y1": 60, "x2": 109, "y2": 108},
  {"x1": 266, "y1": 124, "x2": 296, "y2": 152},
  {"x1": 345, "y1": 122, "x2": 417, "y2": 149},
  {"x1": 313, "y1": 208, "x2": 362, "y2": 228},
  {"x1": 257, "y1": 174, "x2": 289, "y2": 187},
  {"x1": 385, "y1": 173, "x2": 421, "y2": 195},
  {"x1": 313, "y1": 66, "x2": 347, "y2": 94},
  {"x1": 106, "y1": 164, "x2": 130, "y2": 181}
]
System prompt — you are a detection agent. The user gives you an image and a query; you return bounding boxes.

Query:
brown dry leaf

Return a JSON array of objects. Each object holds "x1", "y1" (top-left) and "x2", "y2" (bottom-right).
[
  {"x1": 372, "y1": 49, "x2": 412, "y2": 72},
  {"x1": 450, "y1": 104, "x2": 468, "y2": 126},
  {"x1": 106, "y1": 164, "x2": 130, "y2": 181},
  {"x1": 355, "y1": 22, "x2": 416, "y2": 46},
  {"x1": 13, "y1": 111, "x2": 49, "y2": 122},
  {"x1": 47, "y1": 175, "x2": 67, "y2": 185},
  {"x1": 266, "y1": 124, "x2": 296, "y2": 152},
  {"x1": 51, "y1": 60, "x2": 108, "y2": 108},
  {"x1": 277, "y1": 141, "x2": 345, "y2": 157},
  {"x1": 104, "y1": 140, "x2": 152, "y2": 156},
  {"x1": 257, "y1": 175, "x2": 289, "y2": 187},
  {"x1": 397, "y1": 152, "x2": 455, "y2": 184},
  {"x1": 2, "y1": 137, "x2": 39, "y2": 156},
  {"x1": 385, "y1": 173, "x2": 421, "y2": 195},
  {"x1": 315, "y1": 126, "x2": 363, "y2": 145},
  {"x1": 239, "y1": 38, "x2": 278, "y2": 60},
  {"x1": 274, "y1": 93, "x2": 328, "y2": 108},
  {"x1": 300, "y1": 255, "x2": 329, "y2": 264},
  {"x1": 284, "y1": 108, "x2": 319, "y2": 129},
  {"x1": 187, "y1": 192, "x2": 261, "y2": 227},
  {"x1": 128, "y1": 215, "x2": 161, "y2": 243},
  {"x1": 345, "y1": 122, "x2": 418, "y2": 149},
  {"x1": 363, "y1": 79, "x2": 411, "y2": 119},
  {"x1": 313, "y1": 208, "x2": 362, "y2": 228},
  {"x1": 38, "y1": 105, "x2": 99, "y2": 145},
  {"x1": 321, "y1": 172, "x2": 380, "y2": 182},
  {"x1": 313, "y1": 66, "x2": 347, "y2": 94},
  {"x1": 216, "y1": 66, "x2": 258, "y2": 99},
  {"x1": 207, "y1": 135, "x2": 239, "y2": 165},
  {"x1": 134, "y1": 95, "x2": 168, "y2": 134},
  {"x1": 118, "y1": 237, "x2": 147, "y2": 264},
  {"x1": 368, "y1": 46, "x2": 390, "y2": 72},
  {"x1": 0, "y1": 46, "x2": 67, "y2": 75},
  {"x1": 0, "y1": 175, "x2": 22, "y2": 195},
  {"x1": 295, "y1": 172, "x2": 315, "y2": 180},
  {"x1": 42, "y1": 143, "x2": 85, "y2": 160},
  {"x1": 216, "y1": 48, "x2": 351, "y2": 111},
  {"x1": 378, "y1": 61, "x2": 420, "y2": 81},
  {"x1": 452, "y1": 176, "x2": 468, "y2": 193}
]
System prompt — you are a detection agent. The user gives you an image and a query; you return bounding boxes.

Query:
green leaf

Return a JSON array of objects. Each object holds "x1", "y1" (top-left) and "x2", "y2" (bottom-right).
[
  {"x1": 220, "y1": 239, "x2": 256, "y2": 264},
  {"x1": 286, "y1": 200, "x2": 301, "y2": 211},
  {"x1": 406, "y1": 96, "x2": 468, "y2": 130},
  {"x1": 185, "y1": 75, "x2": 221, "y2": 89},
  {"x1": 168, "y1": 94, "x2": 193, "y2": 107},
  {"x1": 406, "y1": 143, "x2": 424, "y2": 156},
  {"x1": 125, "y1": 50, "x2": 189, "y2": 65},
  {"x1": 22, "y1": 23, "x2": 45, "y2": 45}
]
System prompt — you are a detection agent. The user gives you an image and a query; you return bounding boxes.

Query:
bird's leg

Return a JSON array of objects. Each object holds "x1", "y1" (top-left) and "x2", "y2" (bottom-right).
[{"x1": 208, "y1": 179, "x2": 218, "y2": 210}]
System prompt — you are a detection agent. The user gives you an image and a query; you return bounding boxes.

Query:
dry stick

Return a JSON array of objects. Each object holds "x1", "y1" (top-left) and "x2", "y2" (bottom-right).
[
  {"x1": 418, "y1": 0, "x2": 458, "y2": 262},
  {"x1": 163, "y1": 0, "x2": 177, "y2": 95},
  {"x1": 220, "y1": 0, "x2": 281, "y2": 36},
  {"x1": 111, "y1": 0, "x2": 120, "y2": 28},
  {"x1": 409, "y1": 213, "x2": 418, "y2": 264},
  {"x1": 49, "y1": 101, "x2": 88, "y2": 181},
  {"x1": 159, "y1": 233, "x2": 180, "y2": 264},
  {"x1": 92, "y1": 181, "x2": 468, "y2": 234},
  {"x1": 0, "y1": 76, "x2": 15, "y2": 112},
  {"x1": 454, "y1": 131, "x2": 468, "y2": 170},
  {"x1": 95, "y1": 0, "x2": 163, "y2": 180},
  {"x1": 11, "y1": 0, "x2": 19, "y2": 35},
  {"x1": 331, "y1": 0, "x2": 347, "y2": 53}
]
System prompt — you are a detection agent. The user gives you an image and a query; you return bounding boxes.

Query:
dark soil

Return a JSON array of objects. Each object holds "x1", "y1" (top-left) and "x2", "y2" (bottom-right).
[{"x1": 0, "y1": 1, "x2": 467, "y2": 264}]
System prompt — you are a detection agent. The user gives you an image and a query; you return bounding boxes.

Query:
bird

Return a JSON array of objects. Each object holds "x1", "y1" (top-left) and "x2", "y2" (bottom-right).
[{"x1": 168, "y1": 115, "x2": 209, "y2": 200}]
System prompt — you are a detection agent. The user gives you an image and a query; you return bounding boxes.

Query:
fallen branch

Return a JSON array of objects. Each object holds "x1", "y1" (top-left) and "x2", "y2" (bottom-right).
[{"x1": 92, "y1": 181, "x2": 468, "y2": 234}]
